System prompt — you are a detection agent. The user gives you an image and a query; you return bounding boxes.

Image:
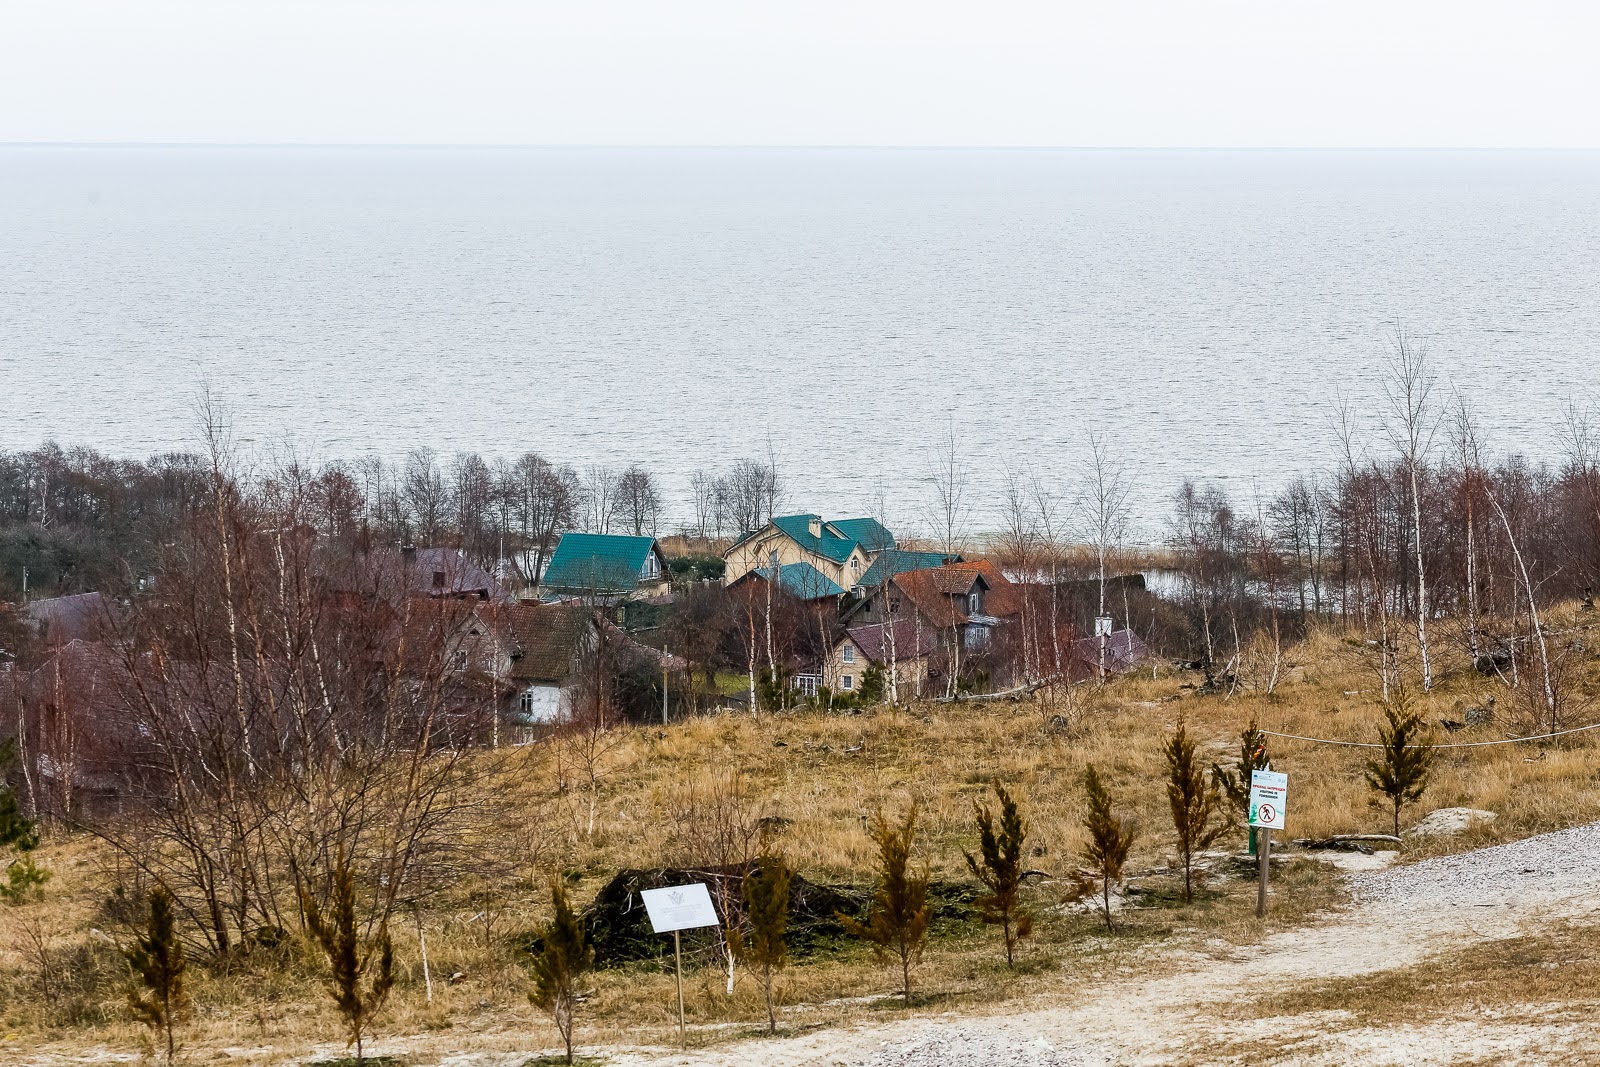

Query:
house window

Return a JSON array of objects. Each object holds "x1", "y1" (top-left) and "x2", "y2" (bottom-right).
[
  {"x1": 519, "y1": 689, "x2": 536, "y2": 714},
  {"x1": 433, "y1": 570, "x2": 447, "y2": 589},
  {"x1": 769, "y1": 550, "x2": 780, "y2": 568},
  {"x1": 889, "y1": 596, "x2": 902, "y2": 613},
  {"x1": 842, "y1": 645, "x2": 855, "y2": 664},
  {"x1": 850, "y1": 557, "x2": 860, "y2": 573},
  {"x1": 453, "y1": 649, "x2": 468, "y2": 672},
  {"x1": 842, "y1": 675, "x2": 854, "y2": 690},
  {"x1": 794, "y1": 673, "x2": 820, "y2": 696},
  {"x1": 968, "y1": 592, "x2": 980, "y2": 614}
]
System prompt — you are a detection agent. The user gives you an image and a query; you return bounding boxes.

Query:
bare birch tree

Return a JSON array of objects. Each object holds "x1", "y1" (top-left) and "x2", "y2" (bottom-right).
[
  {"x1": 1078, "y1": 434, "x2": 1132, "y2": 681},
  {"x1": 1384, "y1": 331, "x2": 1438, "y2": 690}
]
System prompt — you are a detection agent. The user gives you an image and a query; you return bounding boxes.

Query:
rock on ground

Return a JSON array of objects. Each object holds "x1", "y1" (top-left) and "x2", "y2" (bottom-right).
[{"x1": 1403, "y1": 807, "x2": 1498, "y2": 838}]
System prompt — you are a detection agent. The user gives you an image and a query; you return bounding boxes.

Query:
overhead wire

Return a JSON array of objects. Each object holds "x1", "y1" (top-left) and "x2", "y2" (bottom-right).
[{"x1": 1260, "y1": 719, "x2": 1600, "y2": 750}]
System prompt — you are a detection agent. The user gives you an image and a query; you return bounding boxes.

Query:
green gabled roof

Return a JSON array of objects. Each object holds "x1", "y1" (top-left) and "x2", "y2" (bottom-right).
[
  {"x1": 828, "y1": 517, "x2": 896, "y2": 553},
  {"x1": 543, "y1": 533, "x2": 658, "y2": 592},
  {"x1": 859, "y1": 549, "x2": 958, "y2": 588},
  {"x1": 771, "y1": 514, "x2": 860, "y2": 564},
  {"x1": 753, "y1": 562, "x2": 846, "y2": 601}
]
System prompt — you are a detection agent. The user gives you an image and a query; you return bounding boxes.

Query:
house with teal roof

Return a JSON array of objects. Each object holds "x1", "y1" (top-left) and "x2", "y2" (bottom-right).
[
  {"x1": 858, "y1": 548, "x2": 961, "y2": 589},
  {"x1": 723, "y1": 513, "x2": 897, "y2": 593},
  {"x1": 541, "y1": 533, "x2": 671, "y2": 600},
  {"x1": 727, "y1": 561, "x2": 847, "y2": 602}
]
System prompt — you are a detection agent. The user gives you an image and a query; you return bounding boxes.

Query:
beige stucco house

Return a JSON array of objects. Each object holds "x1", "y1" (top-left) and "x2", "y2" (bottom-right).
[{"x1": 723, "y1": 514, "x2": 896, "y2": 592}]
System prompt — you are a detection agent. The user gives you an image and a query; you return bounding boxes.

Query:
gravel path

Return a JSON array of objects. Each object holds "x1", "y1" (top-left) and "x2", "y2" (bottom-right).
[
  {"x1": 854, "y1": 1026, "x2": 1105, "y2": 1067},
  {"x1": 1353, "y1": 820, "x2": 1600, "y2": 910}
]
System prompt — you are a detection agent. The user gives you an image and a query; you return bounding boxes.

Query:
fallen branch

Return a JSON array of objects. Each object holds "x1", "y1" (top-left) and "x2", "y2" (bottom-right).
[{"x1": 1293, "y1": 834, "x2": 1402, "y2": 853}]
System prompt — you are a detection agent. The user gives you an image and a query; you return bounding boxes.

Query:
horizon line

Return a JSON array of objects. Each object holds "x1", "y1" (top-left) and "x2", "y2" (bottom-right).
[{"x1": 3, "y1": 141, "x2": 1599, "y2": 152}]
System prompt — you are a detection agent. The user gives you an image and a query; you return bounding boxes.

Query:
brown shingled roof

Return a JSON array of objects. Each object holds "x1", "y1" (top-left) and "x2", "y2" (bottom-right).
[
  {"x1": 892, "y1": 569, "x2": 965, "y2": 628},
  {"x1": 499, "y1": 603, "x2": 592, "y2": 684},
  {"x1": 844, "y1": 619, "x2": 930, "y2": 665}
]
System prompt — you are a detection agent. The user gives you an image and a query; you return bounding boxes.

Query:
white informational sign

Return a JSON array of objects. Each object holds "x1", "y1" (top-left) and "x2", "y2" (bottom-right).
[
  {"x1": 1247, "y1": 769, "x2": 1288, "y2": 830},
  {"x1": 641, "y1": 883, "x2": 720, "y2": 934}
]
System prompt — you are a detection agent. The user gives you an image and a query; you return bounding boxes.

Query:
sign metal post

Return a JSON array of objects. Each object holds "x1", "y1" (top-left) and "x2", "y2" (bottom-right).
[
  {"x1": 673, "y1": 929, "x2": 685, "y2": 1043},
  {"x1": 641, "y1": 882, "x2": 720, "y2": 1050}
]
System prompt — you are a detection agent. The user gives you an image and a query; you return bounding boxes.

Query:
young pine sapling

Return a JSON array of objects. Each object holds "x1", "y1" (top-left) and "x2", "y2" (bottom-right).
[
  {"x1": 0, "y1": 738, "x2": 49, "y2": 904},
  {"x1": 1365, "y1": 699, "x2": 1436, "y2": 837},
  {"x1": 1211, "y1": 719, "x2": 1270, "y2": 852},
  {"x1": 299, "y1": 853, "x2": 395, "y2": 1066},
  {"x1": 1080, "y1": 765, "x2": 1136, "y2": 932},
  {"x1": 842, "y1": 805, "x2": 930, "y2": 1005},
  {"x1": 124, "y1": 887, "x2": 188, "y2": 1067},
  {"x1": 529, "y1": 878, "x2": 593, "y2": 1065},
  {"x1": 734, "y1": 854, "x2": 791, "y2": 1033},
  {"x1": 962, "y1": 782, "x2": 1034, "y2": 966},
  {"x1": 1164, "y1": 719, "x2": 1225, "y2": 902}
]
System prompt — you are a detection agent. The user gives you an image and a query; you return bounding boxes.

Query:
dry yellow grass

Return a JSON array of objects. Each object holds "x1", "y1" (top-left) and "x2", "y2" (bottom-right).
[{"x1": 6, "y1": 615, "x2": 1600, "y2": 1064}]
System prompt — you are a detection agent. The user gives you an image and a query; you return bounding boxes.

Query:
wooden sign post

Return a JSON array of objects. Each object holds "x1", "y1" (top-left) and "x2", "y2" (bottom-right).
[
  {"x1": 1248, "y1": 769, "x2": 1288, "y2": 919},
  {"x1": 640, "y1": 883, "x2": 720, "y2": 1049}
]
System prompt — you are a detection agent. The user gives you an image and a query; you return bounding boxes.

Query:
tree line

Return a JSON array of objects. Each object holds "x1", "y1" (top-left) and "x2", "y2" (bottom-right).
[{"x1": 0, "y1": 439, "x2": 780, "y2": 600}]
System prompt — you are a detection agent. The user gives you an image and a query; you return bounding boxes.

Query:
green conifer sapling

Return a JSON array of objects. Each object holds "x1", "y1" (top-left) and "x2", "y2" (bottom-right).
[
  {"x1": 963, "y1": 782, "x2": 1033, "y2": 966},
  {"x1": 299, "y1": 853, "x2": 395, "y2": 1066},
  {"x1": 841, "y1": 805, "x2": 930, "y2": 1004},
  {"x1": 530, "y1": 878, "x2": 593, "y2": 1064},
  {"x1": 1164, "y1": 718, "x2": 1224, "y2": 902},
  {"x1": 1365, "y1": 699, "x2": 1436, "y2": 837},
  {"x1": 1080, "y1": 765, "x2": 1135, "y2": 932},
  {"x1": 125, "y1": 887, "x2": 189, "y2": 1067},
  {"x1": 736, "y1": 854, "x2": 792, "y2": 1033}
]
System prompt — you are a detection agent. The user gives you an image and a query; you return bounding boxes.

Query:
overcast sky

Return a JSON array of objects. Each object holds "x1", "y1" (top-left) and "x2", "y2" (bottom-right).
[{"x1": 3, "y1": 0, "x2": 1598, "y2": 146}]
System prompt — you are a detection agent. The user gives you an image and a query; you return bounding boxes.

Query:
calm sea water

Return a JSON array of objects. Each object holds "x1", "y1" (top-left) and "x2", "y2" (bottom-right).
[{"x1": 2, "y1": 147, "x2": 1598, "y2": 534}]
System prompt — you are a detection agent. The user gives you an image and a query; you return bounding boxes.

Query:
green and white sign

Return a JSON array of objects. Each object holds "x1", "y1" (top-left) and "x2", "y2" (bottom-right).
[{"x1": 1248, "y1": 769, "x2": 1288, "y2": 830}]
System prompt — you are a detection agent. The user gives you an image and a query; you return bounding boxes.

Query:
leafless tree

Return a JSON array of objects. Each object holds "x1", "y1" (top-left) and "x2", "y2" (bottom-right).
[
  {"x1": 510, "y1": 452, "x2": 578, "y2": 589},
  {"x1": 1334, "y1": 398, "x2": 1399, "y2": 702},
  {"x1": 1457, "y1": 406, "x2": 1559, "y2": 730},
  {"x1": 661, "y1": 773, "x2": 774, "y2": 995},
  {"x1": 579, "y1": 465, "x2": 620, "y2": 534},
  {"x1": 1078, "y1": 434, "x2": 1132, "y2": 681},
  {"x1": 689, "y1": 470, "x2": 719, "y2": 541},
  {"x1": 402, "y1": 447, "x2": 450, "y2": 546},
  {"x1": 1384, "y1": 330, "x2": 1438, "y2": 690},
  {"x1": 1558, "y1": 399, "x2": 1600, "y2": 590},
  {"x1": 923, "y1": 422, "x2": 971, "y2": 555},
  {"x1": 1449, "y1": 394, "x2": 1486, "y2": 662},
  {"x1": 449, "y1": 452, "x2": 497, "y2": 568},
  {"x1": 55, "y1": 445, "x2": 507, "y2": 963},
  {"x1": 557, "y1": 610, "x2": 633, "y2": 839},
  {"x1": 1029, "y1": 474, "x2": 1067, "y2": 680},
  {"x1": 996, "y1": 464, "x2": 1039, "y2": 680},
  {"x1": 715, "y1": 459, "x2": 779, "y2": 537},
  {"x1": 615, "y1": 465, "x2": 663, "y2": 537}
]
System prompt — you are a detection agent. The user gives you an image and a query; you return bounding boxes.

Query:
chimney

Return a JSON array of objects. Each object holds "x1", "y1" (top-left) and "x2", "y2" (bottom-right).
[{"x1": 808, "y1": 517, "x2": 822, "y2": 538}]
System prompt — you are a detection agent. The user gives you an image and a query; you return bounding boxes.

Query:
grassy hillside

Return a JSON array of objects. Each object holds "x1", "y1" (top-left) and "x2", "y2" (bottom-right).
[{"x1": 6, "y1": 615, "x2": 1600, "y2": 1064}]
